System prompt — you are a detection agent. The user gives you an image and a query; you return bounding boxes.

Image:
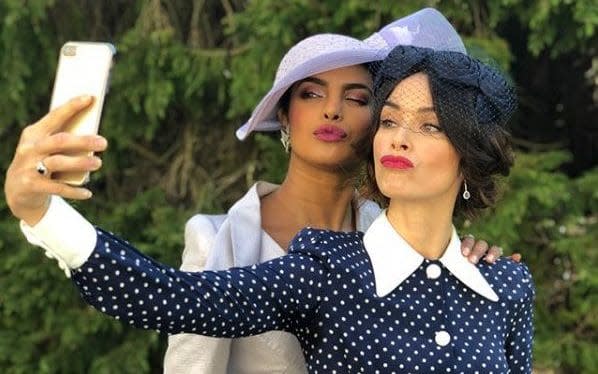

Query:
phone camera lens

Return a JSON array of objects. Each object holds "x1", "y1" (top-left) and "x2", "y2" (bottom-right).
[{"x1": 62, "y1": 45, "x2": 77, "y2": 56}]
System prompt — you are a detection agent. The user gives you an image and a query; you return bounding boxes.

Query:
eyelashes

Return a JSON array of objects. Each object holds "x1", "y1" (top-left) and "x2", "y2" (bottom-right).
[
  {"x1": 379, "y1": 116, "x2": 443, "y2": 134},
  {"x1": 299, "y1": 90, "x2": 322, "y2": 99},
  {"x1": 347, "y1": 95, "x2": 370, "y2": 105},
  {"x1": 298, "y1": 88, "x2": 371, "y2": 106}
]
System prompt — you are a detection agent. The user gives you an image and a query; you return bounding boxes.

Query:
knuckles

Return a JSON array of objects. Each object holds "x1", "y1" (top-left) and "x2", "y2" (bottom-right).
[
  {"x1": 488, "y1": 246, "x2": 501, "y2": 256},
  {"x1": 15, "y1": 142, "x2": 34, "y2": 159},
  {"x1": 53, "y1": 183, "x2": 68, "y2": 196},
  {"x1": 473, "y1": 240, "x2": 489, "y2": 251},
  {"x1": 51, "y1": 132, "x2": 71, "y2": 148},
  {"x1": 20, "y1": 125, "x2": 35, "y2": 140}
]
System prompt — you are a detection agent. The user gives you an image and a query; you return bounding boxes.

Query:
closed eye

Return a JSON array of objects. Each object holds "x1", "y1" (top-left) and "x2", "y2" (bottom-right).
[
  {"x1": 299, "y1": 90, "x2": 322, "y2": 99},
  {"x1": 347, "y1": 98, "x2": 368, "y2": 106},
  {"x1": 346, "y1": 93, "x2": 370, "y2": 106}
]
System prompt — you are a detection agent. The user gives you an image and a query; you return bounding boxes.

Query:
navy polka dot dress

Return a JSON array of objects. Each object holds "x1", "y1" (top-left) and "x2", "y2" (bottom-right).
[{"x1": 73, "y1": 227, "x2": 534, "y2": 373}]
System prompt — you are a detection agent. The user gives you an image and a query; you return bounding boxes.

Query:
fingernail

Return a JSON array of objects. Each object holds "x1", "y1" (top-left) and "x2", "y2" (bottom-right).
[
  {"x1": 80, "y1": 95, "x2": 92, "y2": 103},
  {"x1": 95, "y1": 136, "x2": 107, "y2": 147},
  {"x1": 469, "y1": 255, "x2": 478, "y2": 264},
  {"x1": 485, "y1": 255, "x2": 495, "y2": 263},
  {"x1": 462, "y1": 247, "x2": 471, "y2": 256},
  {"x1": 84, "y1": 190, "x2": 93, "y2": 198}
]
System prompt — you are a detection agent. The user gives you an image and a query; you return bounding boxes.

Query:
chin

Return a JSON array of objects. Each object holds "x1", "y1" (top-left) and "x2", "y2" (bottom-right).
[
  {"x1": 314, "y1": 157, "x2": 361, "y2": 174},
  {"x1": 300, "y1": 145, "x2": 358, "y2": 164},
  {"x1": 377, "y1": 178, "x2": 408, "y2": 195}
]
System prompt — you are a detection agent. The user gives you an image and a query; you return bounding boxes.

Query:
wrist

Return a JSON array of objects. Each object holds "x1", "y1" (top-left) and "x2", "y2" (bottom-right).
[{"x1": 20, "y1": 198, "x2": 51, "y2": 227}]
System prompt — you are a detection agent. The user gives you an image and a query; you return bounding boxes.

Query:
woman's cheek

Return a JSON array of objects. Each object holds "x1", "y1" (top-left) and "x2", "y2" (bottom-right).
[
  {"x1": 372, "y1": 131, "x2": 388, "y2": 160},
  {"x1": 372, "y1": 134, "x2": 386, "y2": 187}
]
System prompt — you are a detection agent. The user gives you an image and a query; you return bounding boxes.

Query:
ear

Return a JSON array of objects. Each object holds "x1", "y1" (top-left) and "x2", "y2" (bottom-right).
[{"x1": 277, "y1": 107, "x2": 289, "y2": 128}]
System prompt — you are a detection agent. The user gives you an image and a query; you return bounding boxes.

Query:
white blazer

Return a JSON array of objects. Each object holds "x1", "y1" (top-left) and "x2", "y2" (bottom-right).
[{"x1": 164, "y1": 182, "x2": 381, "y2": 373}]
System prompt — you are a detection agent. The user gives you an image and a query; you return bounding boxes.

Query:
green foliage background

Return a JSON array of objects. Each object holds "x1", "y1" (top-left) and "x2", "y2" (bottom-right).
[{"x1": 0, "y1": 1, "x2": 596, "y2": 373}]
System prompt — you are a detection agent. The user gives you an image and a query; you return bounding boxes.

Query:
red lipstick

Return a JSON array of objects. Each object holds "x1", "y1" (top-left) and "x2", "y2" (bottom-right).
[
  {"x1": 380, "y1": 155, "x2": 414, "y2": 169},
  {"x1": 314, "y1": 125, "x2": 347, "y2": 142}
]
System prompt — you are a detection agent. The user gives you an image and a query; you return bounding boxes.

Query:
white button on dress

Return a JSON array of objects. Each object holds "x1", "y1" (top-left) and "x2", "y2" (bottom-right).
[
  {"x1": 426, "y1": 263, "x2": 442, "y2": 279},
  {"x1": 435, "y1": 330, "x2": 451, "y2": 346}
]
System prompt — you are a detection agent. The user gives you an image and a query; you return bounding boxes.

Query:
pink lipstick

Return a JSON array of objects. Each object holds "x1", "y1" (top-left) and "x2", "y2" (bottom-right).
[
  {"x1": 380, "y1": 155, "x2": 414, "y2": 170},
  {"x1": 314, "y1": 125, "x2": 347, "y2": 142}
]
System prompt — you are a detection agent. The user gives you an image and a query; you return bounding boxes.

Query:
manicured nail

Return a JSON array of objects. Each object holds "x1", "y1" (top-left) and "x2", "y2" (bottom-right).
[{"x1": 95, "y1": 136, "x2": 107, "y2": 147}]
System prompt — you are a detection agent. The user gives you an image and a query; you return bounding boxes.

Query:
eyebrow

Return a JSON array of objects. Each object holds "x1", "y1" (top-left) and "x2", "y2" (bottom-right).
[
  {"x1": 383, "y1": 99, "x2": 435, "y2": 113},
  {"x1": 299, "y1": 77, "x2": 373, "y2": 94}
]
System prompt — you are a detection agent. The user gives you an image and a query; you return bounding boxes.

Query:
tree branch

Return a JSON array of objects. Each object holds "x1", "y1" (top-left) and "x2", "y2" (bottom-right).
[{"x1": 188, "y1": 0, "x2": 206, "y2": 48}]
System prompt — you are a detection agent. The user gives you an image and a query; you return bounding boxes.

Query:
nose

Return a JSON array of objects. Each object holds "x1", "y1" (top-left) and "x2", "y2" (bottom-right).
[
  {"x1": 323, "y1": 96, "x2": 343, "y2": 121},
  {"x1": 391, "y1": 125, "x2": 410, "y2": 151}
]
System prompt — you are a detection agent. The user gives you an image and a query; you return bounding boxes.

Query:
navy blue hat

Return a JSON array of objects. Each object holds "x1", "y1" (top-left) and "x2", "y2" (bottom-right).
[{"x1": 374, "y1": 45, "x2": 517, "y2": 132}]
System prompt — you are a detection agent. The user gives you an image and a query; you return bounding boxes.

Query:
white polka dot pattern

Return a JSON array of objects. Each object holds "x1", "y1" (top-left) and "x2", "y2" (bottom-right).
[{"x1": 72, "y1": 228, "x2": 534, "y2": 373}]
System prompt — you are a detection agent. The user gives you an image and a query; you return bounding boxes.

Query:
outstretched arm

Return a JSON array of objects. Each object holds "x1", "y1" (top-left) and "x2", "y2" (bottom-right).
[{"x1": 18, "y1": 195, "x2": 326, "y2": 337}]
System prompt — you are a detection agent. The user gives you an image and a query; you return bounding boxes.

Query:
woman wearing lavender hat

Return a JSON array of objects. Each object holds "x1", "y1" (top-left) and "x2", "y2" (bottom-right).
[{"x1": 5, "y1": 8, "x2": 509, "y2": 374}]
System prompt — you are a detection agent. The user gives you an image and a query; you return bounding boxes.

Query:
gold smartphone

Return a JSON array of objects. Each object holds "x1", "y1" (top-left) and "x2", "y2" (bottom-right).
[{"x1": 49, "y1": 41, "x2": 116, "y2": 185}]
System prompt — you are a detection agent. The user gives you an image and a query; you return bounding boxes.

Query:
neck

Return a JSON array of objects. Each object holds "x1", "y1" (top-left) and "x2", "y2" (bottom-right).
[
  {"x1": 269, "y1": 155, "x2": 356, "y2": 231},
  {"x1": 386, "y1": 197, "x2": 455, "y2": 259}
]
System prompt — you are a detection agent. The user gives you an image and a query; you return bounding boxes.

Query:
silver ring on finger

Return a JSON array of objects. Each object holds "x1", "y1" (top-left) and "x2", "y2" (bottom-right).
[{"x1": 36, "y1": 159, "x2": 49, "y2": 176}]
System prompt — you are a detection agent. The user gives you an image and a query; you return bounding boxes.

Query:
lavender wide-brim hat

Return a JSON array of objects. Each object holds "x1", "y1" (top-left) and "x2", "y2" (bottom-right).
[
  {"x1": 236, "y1": 7, "x2": 466, "y2": 140},
  {"x1": 235, "y1": 33, "x2": 381, "y2": 140}
]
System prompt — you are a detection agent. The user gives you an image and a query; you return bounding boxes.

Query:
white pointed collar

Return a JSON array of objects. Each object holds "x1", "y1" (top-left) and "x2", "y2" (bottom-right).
[{"x1": 363, "y1": 211, "x2": 499, "y2": 302}]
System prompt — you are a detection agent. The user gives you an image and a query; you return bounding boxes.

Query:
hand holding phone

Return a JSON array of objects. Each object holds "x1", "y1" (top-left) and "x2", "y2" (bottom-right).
[{"x1": 49, "y1": 41, "x2": 115, "y2": 185}]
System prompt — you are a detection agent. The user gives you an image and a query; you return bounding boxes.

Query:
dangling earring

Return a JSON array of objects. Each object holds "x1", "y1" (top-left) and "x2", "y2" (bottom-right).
[
  {"x1": 462, "y1": 180, "x2": 471, "y2": 200},
  {"x1": 280, "y1": 126, "x2": 291, "y2": 153}
]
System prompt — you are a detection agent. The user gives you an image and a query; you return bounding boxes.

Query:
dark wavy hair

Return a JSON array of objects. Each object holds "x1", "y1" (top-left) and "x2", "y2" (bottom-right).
[{"x1": 357, "y1": 45, "x2": 517, "y2": 218}]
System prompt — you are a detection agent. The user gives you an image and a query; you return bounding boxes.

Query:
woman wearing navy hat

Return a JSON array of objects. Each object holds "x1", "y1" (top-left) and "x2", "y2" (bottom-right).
[
  {"x1": 4, "y1": 9, "x2": 520, "y2": 374},
  {"x1": 161, "y1": 10, "x2": 511, "y2": 373}
]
